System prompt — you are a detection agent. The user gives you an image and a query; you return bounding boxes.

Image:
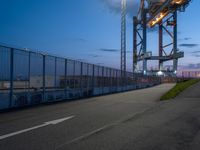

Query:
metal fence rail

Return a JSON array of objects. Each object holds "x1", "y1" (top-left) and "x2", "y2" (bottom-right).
[{"x1": 0, "y1": 45, "x2": 161, "y2": 110}]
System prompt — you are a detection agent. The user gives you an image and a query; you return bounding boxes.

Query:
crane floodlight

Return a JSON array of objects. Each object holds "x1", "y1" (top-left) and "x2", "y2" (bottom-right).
[{"x1": 147, "y1": 0, "x2": 191, "y2": 27}]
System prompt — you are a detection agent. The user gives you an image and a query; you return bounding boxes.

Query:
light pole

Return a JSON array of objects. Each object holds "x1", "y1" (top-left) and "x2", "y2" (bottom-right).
[{"x1": 121, "y1": 0, "x2": 126, "y2": 73}]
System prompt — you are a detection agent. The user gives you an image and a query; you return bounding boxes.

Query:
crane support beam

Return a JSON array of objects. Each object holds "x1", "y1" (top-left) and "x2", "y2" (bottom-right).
[
  {"x1": 142, "y1": 9, "x2": 147, "y2": 75},
  {"x1": 137, "y1": 52, "x2": 184, "y2": 61},
  {"x1": 173, "y1": 11, "x2": 178, "y2": 73}
]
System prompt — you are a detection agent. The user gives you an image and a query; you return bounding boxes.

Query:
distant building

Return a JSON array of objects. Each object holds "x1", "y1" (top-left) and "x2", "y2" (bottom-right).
[{"x1": 178, "y1": 70, "x2": 200, "y2": 78}]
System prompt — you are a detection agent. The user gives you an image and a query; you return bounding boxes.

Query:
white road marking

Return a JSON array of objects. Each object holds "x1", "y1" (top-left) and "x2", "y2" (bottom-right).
[
  {"x1": 55, "y1": 123, "x2": 117, "y2": 150},
  {"x1": 0, "y1": 116, "x2": 74, "y2": 140}
]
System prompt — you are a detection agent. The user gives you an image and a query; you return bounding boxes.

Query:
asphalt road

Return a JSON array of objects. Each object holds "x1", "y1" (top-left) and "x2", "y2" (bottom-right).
[{"x1": 0, "y1": 83, "x2": 199, "y2": 150}]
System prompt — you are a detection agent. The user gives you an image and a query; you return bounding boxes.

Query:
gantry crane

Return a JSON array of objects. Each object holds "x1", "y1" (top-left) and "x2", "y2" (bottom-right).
[{"x1": 133, "y1": 0, "x2": 191, "y2": 76}]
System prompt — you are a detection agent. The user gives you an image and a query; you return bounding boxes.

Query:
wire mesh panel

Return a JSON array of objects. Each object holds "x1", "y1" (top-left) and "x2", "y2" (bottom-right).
[
  {"x1": 30, "y1": 52, "x2": 43, "y2": 105},
  {"x1": 94, "y1": 66, "x2": 98, "y2": 87},
  {"x1": 127, "y1": 72, "x2": 134, "y2": 90},
  {"x1": 122, "y1": 71, "x2": 127, "y2": 91},
  {"x1": 110, "y1": 69, "x2": 117, "y2": 93},
  {"x1": 103, "y1": 67, "x2": 110, "y2": 94},
  {"x1": 0, "y1": 47, "x2": 10, "y2": 109},
  {"x1": 113, "y1": 70, "x2": 118, "y2": 90},
  {"x1": 55, "y1": 58, "x2": 65, "y2": 101},
  {"x1": 66, "y1": 59, "x2": 75, "y2": 99},
  {"x1": 13, "y1": 49, "x2": 29, "y2": 107},
  {"x1": 87, "y1": 64, "x2": 93, "y2": 96},
  {"x1": 74, "y1": 61, "x2": 81, "y2": 98},
  {"x1": 82, "y1": 63, "x2": 88, "y2": 97},
  {"x1": 45, "y1": 56, "x2": 56, "y2": 102},
  {"x1": 74, "y1": 61, "x2": 81, "y2": 84},
  {"x1": 99, "y1": 66, "x2": 104, "y2": 95},
  {"x1": 117, "y1": 70, "x2": 122, "y2": 92},
  {"x1": 93, "y1": 65, "x2": 100, "y2": 95}
]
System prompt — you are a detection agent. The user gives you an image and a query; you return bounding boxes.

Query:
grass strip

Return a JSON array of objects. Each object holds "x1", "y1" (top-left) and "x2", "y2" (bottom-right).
[{"x1": 160, "y1": 79, "x2": 200, "y2": 100}]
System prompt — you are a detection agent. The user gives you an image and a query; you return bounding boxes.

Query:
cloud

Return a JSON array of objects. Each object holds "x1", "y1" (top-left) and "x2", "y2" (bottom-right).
[
  {"x1": 178, "y1": 37, "x2": 192, "y2": 41},
  {"x1": 89, "y1": 54, "x2": 101, "y2": 58},
  {"x1": 100, "y1": 0, "x2": 162, "y2": 33},
  {"x1": 75, "y1": 38, "x2": 87, "y2": 42},
  {"x1": 67, "y1": 38, "x2": 87, "y2": 43},
  {"x1": 96, "y1": 63, "x2": 105, "y2": 65},
  {"x1": 178, "y1": 63, "x2": 200, "y2": 70},
  {"x1": 98, "y1": 48, "x2": 132, "y2": 54},
  {"x1": 99, "y1": 48, "x2": 119, "y2": 52},
  {"x1": 191, "y1": 50, "x2": 200, "y2": 57},
  {"x1": 100, "y1": 0, "x2": 140, "y2": 18},
  {"x1": 76, "y1": 59, "x2": 84, "y2": 61},
  {"x1": 179, "y1": 44, "x2": 199, "y2": 48},
  {"x1": 191, "y1": 50, "x2": 200, "y2": 54},
  {"x1": 184, "y1": 37, "x2": 192, "y2": 41},
  {"x1": 193, "y1": 54, "x2": 200, "y2": 58}
]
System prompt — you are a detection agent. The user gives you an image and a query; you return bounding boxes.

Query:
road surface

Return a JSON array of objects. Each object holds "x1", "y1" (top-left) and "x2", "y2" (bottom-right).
[{"x1": 0, "y1": 83, "x2": 199, "y2": 150}]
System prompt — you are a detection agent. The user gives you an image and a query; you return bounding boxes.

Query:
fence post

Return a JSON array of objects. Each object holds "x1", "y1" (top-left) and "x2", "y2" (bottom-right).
[
  {"x1": 110, "y1": 68, "x2": 112, "y2": 93},
  {"x1": 55, "y1": 57, "x2": 57, "y2": 100},
  {"x1": 87, "y1": 64, "x2": 90, "y2": 95},
  {"x1": 65, "y1": 59, "x2": 67, "y2": 99},
  {"x1": 80, "y1": 62, "x2": 83, "y2": 97},
  {"x1": 92, "y1": 64, "x2": 95, "y2": 95},
  {"x1": 102, "y1": 67, "x2": 104, "y2": 94},
  {"x1": 98, "y1": 66, "x2": 100, "y2": 95},
  {"x1": 43, "y1": 55, "x2": 46, "y2": 102},
  {"x1": 117, "y1": 70, "x2": 119, "y2": 91},
  {"x1": 9, "y1": 48, "x2": 14, "y2": 108},
  {"x1": 116, "y1": 70, "x2": 118, "y2": 92},
  {"x1": 73, "y1": 61, "x2": 76, "y2": 96},
  {"x1": 28, "y1": 51, "x2": 31, "y2": 103}
]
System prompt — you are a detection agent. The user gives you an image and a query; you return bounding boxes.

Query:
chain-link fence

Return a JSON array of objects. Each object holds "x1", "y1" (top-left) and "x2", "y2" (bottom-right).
[{"x1": 0, "y1": 45, "x2": 161, "y2": 110}]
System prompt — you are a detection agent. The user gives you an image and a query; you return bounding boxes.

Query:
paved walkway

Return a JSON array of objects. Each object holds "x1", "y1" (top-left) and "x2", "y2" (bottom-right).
[{"x1": 0, "y1": 84, "x2": 183, "y2": 150}]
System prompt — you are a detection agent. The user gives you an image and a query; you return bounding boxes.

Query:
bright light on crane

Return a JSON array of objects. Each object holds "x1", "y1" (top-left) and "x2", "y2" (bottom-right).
[
  {"x1": 172, "y1": 0, "x2": 185, "y2": 4},
  {"x1": 148, "y1": 0, "x2": 191, "y2": 27},
  {"x1": 149, "y1": 11, "x2": 168, "y2": 27}
]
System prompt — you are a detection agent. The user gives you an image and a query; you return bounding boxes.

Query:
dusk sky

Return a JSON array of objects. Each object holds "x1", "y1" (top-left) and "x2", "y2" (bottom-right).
[{"x1": 0, "y1": 0, "x2": 199, "y2": 71}]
